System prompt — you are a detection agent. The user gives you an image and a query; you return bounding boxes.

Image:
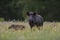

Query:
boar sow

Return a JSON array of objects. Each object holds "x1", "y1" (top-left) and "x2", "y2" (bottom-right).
[{"x1": 27, "y1": 12, "x2": 44, "y2": 30}]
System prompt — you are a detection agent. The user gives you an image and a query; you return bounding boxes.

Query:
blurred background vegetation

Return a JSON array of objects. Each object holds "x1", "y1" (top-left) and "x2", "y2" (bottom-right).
[{"x1": 0, "y1": 0, "x2": 60, "y2": 21}]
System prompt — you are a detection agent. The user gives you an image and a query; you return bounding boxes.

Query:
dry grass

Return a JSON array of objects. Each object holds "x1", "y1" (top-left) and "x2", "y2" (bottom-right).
[{"x1": 0, "y1": 21, "x2": 60, "y2": 40}]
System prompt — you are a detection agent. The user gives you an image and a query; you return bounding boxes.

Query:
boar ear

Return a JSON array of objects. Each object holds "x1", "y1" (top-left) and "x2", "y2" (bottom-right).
[
  {"x1": 27, "y1": 12, "x2": 29, "y2": 16},
  {"x1": 34, "y1": 12, "x2": 36, "y2": 16}
]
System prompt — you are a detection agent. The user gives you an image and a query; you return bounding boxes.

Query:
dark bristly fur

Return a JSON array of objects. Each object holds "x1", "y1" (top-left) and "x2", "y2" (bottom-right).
[{"x1": 27, "y1": 11, "x2": 44, "y2": 31}]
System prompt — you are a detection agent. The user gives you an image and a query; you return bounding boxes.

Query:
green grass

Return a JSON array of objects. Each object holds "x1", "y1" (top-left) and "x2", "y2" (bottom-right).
[
  {"x1": 0, "y1": 22, "x2": 60, "y2": 40},
  {"x1": 0, "y1": 18, "x2": 4, "y2": 21}
]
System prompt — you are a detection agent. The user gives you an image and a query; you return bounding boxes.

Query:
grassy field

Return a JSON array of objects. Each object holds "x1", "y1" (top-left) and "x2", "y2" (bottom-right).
[{"x1": 0, "y1": 21, "x2": 60, "y2": 40}]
